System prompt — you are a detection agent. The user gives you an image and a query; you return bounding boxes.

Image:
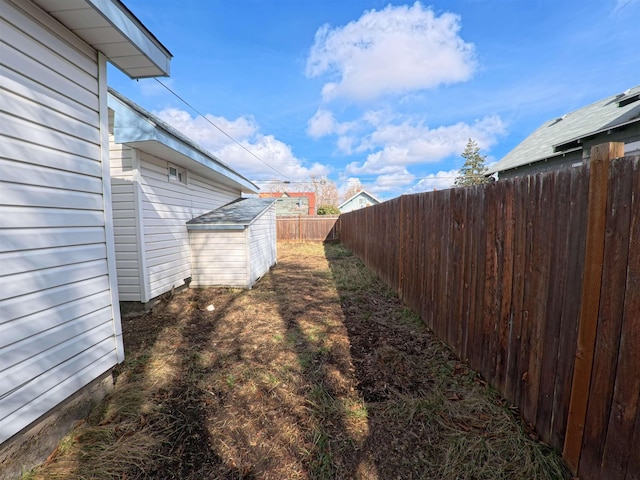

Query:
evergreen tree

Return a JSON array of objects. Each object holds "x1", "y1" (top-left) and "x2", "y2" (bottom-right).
[{"x1": 455, "y1": 138, "x2": 490, "y2": 187}]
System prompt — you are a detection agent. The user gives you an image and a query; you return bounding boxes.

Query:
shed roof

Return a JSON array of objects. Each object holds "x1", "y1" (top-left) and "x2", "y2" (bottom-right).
[
  {"x1": 32, "y1": 0, "x2": 172, "y2": 78},
  {"x1": 187, "y1": 198, "x2": 276, "y2": 230},
  {"x1": 109, "y1": 88, "x2": 258, "y2": 194},
  {"x1": 487, "y1": 85, "x2": 640, "y2": 175}
]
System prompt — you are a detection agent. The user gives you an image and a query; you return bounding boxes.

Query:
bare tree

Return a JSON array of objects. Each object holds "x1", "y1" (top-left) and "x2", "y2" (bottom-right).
[
  {"x1": 342, "y1": 179, "x2": 363, "y2": 202},
  {"x1": 308, "y1": 176, "x2": 339, "y2": 207}
]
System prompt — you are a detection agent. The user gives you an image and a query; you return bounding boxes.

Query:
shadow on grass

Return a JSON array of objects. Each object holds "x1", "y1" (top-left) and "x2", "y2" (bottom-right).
[
  {"x1": 28, "y1": 289, "x2": 257, "y2": 480},
  {"x1": 321, "y1": 242, "x2": 572, "y2": 480},
  {"x1": 28, "y1": 242, "x2": 571, "y2": 480}
]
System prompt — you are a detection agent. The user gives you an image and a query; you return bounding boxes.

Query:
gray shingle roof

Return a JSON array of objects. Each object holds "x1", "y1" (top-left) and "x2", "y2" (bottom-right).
[
  {"x1": 186, "y1": 198, "x2": 275, "y2": 229},
  {"x1": 487, "y1": 85, "x2": 640, "y2": 174}
]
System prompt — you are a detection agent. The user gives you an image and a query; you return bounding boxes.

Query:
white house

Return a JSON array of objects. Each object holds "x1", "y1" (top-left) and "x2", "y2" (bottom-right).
[
  {"x1": 339, "y1": 189, "x2": 381, "y2": 213},
  {"x1": 108, "y1": 89, "x2": 259, "y2": 307},
  {"x1": 188, "y1": 198, "x2": 277, "y2": 289},
  {"x1": 0, "y1": 0, "x2": 171, "y2": 472}
]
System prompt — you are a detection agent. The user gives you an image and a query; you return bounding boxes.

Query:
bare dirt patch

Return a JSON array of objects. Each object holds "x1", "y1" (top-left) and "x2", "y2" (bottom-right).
[{"x1": 26, "y1": 242, "x2": 571, "y2": 479}]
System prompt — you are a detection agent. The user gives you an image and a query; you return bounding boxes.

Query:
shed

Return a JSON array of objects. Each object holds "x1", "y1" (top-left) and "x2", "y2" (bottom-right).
[
  {"x1": 187, "y1": 198, "x2": 277, "y2": 288},
  {"x1": 108, "y1": 89, "x2": 258, "y2": 307},
  {"x1": 0, "y1": 0, "x2": 171, "y2": 473}
]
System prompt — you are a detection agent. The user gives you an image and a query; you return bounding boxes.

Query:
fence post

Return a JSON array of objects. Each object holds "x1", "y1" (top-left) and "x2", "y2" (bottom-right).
[
  {"x1": 398, "y1": 195, "x2": 405, "y2": 299},
  {"x1": 563, "y1": 142, "x2": 624, "y2": 474}
]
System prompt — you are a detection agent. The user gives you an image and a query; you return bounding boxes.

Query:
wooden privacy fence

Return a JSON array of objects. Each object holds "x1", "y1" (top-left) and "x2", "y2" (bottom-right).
[
  {"x1": 340, "y1": 143, "x2": 639, "y2": 480},
  {"x1": 276, "y1": 215, "x2": 340, "y2": 242}
]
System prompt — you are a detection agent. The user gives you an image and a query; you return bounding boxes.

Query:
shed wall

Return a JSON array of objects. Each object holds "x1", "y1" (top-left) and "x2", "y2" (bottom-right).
[
  {"x1": 249, "y1": 205, "x2": 277, "y2": 285},
  {"x1": 0, "y1": 0, "x2": 120, "y2": 444},
  {"x1": 189, "y1": 229, "x2": 249, "y2": 287}
]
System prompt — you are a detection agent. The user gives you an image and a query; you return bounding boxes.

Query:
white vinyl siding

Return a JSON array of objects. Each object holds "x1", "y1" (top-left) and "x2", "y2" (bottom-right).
[
  {"x1": 188, "y1": 202, "x2": 277, "y2": 289},
  {"x1": 248, "y1": 204, "x2": 277, "y2": 285},
  {"x1": 109, "y1": 138, "x2": 144, "y2": 302},
  {"x1": 140, "y1": 153, "x2": 238, "y2": 299},
  {"x1": 189, "y1": 230, "x2": 249, "y2": 288},
  {"x1": 108, "y1": 144, "x2": 240, "y2": 302},
  {"x1": 0, "y1": 0, "x2": 119, "y2": 445}
]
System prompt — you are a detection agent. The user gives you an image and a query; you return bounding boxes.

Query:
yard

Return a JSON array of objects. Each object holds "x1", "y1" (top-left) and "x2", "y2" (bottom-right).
[{"x1": 27, "y1": 242, "x2": 570, "y2": 479}]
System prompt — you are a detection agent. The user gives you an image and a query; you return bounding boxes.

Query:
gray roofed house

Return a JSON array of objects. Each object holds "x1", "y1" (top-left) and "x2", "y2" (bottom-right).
[{"x1": 488, "y1": 85, "x2": 640, "y2": 178}]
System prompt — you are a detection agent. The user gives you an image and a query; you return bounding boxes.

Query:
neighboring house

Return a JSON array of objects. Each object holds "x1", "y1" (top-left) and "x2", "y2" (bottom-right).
[
  {"x1": 108, "y1": 89, "x2": 259, "y2": 307},
  {"x1": 188, "y1": 198, "x2": 277, "y2": 289},
  {"x1": 259, "y1": 191, "x2": 316, "y2": 215},
  {"x1": 488, "y1": 85, "x2": 640, "y2": 178},
  {"x1": 0, "y1": 0, "x2": 171, "y2": 472},
  {"x1": 339, "y1": 190, "x2": 381, "y2": 213}
]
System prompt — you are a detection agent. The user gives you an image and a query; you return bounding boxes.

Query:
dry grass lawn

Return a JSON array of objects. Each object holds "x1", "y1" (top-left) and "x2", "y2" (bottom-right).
[{"x1": 26, "y1": 242, "x2": 571, "y2": 479}]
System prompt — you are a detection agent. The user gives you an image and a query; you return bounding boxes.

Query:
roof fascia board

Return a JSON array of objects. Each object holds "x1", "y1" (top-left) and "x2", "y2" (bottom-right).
[
  {"x1": 486, "y1": 147, "x2": 583, "y2": 175},
  {"x1": 86, "y1": 0, "x2": 171, "y2": 77},
  {"x1": 186, "y1": 224, "x2": 247, "y2": 231},
  {"x1": 108, "y1": 92, "x2": 259, "y2": 194}
]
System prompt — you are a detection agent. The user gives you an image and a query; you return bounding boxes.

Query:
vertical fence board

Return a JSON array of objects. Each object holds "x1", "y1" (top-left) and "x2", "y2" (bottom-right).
[
  {"x1": 523, "y1": 174, "x2": 552, "y2": 423},
  {"x1": 580, "y1": 158, "x2": 635, "y2": 479},
  {"x1": 482, "y1": 183, "x2": 499, "y2": 382},
  {"x1": 459, "y1": 188, "x2": 472, "y2": 361},
  {"x1": 537, "y1": 169, "x2": 570, "y2": 445},
  {"x1": 564, "y1": 143, "x2": 624, "y2": 472},
  {"x1": 551, "y1": 165, "x2": 589, "y2": 450},
  {"x1": 599, "y1": 158, "x2": 640, "y2": 480},
  {"x1": 450, "y1": 187, "x2": 465, "y2": 356},
  {"x1": 517, "y1": 175, "x2": 537, "y2": 411},
  {"x1": 495, "y1": 181, "x2": 515, "y2": 396}
]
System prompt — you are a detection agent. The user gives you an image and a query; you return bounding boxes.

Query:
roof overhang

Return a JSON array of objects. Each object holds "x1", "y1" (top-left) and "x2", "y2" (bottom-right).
[
  {"x1": 108, "y1": 90, "x2": 259, "y2": 194},
  {"x1": 552, "y1": 116, "x2": 640, "y2": 153},
  {"x1": 486, "y1": 147, "x2": 582, "y2": 175},
  {"x1": 31, "y1": 0, "x2": 172, "y2": 78}
]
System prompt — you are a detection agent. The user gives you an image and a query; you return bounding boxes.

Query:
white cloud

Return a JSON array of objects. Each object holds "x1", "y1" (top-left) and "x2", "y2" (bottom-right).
[
  {"x1": 407, "y1": 169, "x2": 460, "y2": 193},
  {"x1": 345, "y1": 114, "x2": 505, "y2": 176},
  {"x1": 371, "y1": 171, "x2": 415, "y2": 193},
  {"x1": 307, "y1": 109, "x2": 337, "y2": 138},
  {"x1": 614, "y1": 0, "x2": 639, "y2": 13},
  {"x1": 305, "y1": 2, "x2": 476, "y2": 101},
  {"x1": 155, "y1": 108, "x2": 328, "y2": 181},
  {"x1": 307, "y1": 109, "x2": 358, "y2": 142}
]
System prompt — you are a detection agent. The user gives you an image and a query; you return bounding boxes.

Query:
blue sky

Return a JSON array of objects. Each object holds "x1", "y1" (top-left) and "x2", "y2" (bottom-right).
[{"x1": 109, "y1": 0, "x2": 640, "y2": 200}]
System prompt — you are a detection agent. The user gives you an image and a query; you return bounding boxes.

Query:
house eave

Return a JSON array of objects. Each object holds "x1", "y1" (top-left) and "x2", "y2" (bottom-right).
[
  {"x1": 108, "y1": 90, "x2": 259, "y2": 194},
  {"x1": 552, "y1": 116, "x2": 640, "y2": 153},
  {"x1": 32, "y1": 0, "x2": 172, "y2": 78}
]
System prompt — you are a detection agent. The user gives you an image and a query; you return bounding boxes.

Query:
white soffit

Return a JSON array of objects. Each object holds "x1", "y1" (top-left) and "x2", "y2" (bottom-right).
[{"x1": 31, "y1": 0, "x2": 172, "y2": 78}]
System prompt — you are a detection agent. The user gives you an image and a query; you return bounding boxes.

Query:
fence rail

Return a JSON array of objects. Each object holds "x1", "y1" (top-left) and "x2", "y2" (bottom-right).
[
  {"x1": 340, "y1": 143, "x2": 639, "y2": 480},
  {"x1": 276, "y1": 215, "x2": 340, "y2": 242}
]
